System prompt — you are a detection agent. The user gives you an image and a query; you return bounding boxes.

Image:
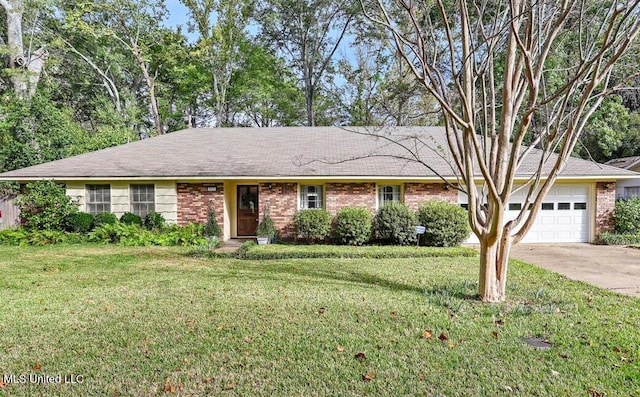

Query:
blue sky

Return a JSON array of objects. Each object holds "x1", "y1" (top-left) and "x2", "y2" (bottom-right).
[{"x1": 164, "y1": 0, "x2": 190, "y2": 31}]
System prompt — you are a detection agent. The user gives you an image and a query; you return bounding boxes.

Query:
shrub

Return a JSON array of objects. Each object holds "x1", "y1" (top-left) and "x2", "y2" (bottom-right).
[
  {"x1": 88, "y1": 222, "x2": 206, "y2": 246},
  {"x1": 120, "y1": 212, "x2": 143, "y2": 226},
  {"x1": 16, "y1": 180, "x2": 78, "y2": 231},
  {"x1": 204, "y1": 206, "x2": 221, "y2": 237},
  {"x1": 613, "y1": 197, "x2": 640, "y2": 234},
  {"x1": 256, "y1": 215, "x2": 277, "y2": 239},
  {"x1": 0, "y1": 228, "x2": 85, "y2": 246},
  {"x1": 144, "y1": 211, "x2": 165, "y2": 230},
  {"x1": 333, "y1": 207, "x2": 372, "y2": 245},
  {"x1": 153, "y1": 223, "x2": 207, "y2": 246},
  {"x1": 93, "y1": 212, "x2": 118, "y2": 227},
  {"x1": 64, "y1": 212, "x2": 95, "y2": 233},
  {"x1": 373, "y1": 202, "x2": 417, "y2": 246},
  {"x1": 416, "y1": 200, "x2": 470, "y2": 247},
  {"x1": 293, "y1": 209, "x2": 332, "y2": 243},
  {"x1": 0, "y1": 228, "x2": 28, "y2": 245}
]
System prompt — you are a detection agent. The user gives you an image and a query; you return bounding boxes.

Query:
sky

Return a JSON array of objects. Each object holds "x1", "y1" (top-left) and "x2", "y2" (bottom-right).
[{"x1": 164, "y1": 0, "x2": 191, "y2": 34}]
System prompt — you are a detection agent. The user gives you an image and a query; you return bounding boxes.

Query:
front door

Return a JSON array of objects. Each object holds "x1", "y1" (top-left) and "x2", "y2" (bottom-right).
[{"x1": 237, "y1": 185, "x2": 259, "y2": 236}]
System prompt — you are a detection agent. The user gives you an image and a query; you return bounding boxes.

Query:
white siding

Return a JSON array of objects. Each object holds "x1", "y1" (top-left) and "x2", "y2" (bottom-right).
[
  {"x1": 155, "y1": 182, "x2": 178, "y2": 224},
  {"x1": 66, "y1": 181, "x2": 177, "y2": 224},
  {"x1": 616, "y1": 178, "x2": 640, "y2": 200}
]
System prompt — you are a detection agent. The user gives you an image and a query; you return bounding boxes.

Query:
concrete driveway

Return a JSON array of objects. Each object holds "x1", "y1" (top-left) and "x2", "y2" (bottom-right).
[{"x1": 510, "y1": 244, "x2": 640, "y2": 298}]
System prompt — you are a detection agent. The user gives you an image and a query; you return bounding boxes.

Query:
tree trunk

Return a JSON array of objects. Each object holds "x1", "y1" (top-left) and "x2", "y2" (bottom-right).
[
  {"x1": 305, "y1": 79, "x2": 314, "y2": 126},
  {"x1": 1, "y1": 0, "x2": 46, "y2": 98},
  {"x1": 130, "y1": 41, "x2": 162, "y2": 135},
  {"x1": 478, "y1": 234, "x2": 511, "y2": 303}
]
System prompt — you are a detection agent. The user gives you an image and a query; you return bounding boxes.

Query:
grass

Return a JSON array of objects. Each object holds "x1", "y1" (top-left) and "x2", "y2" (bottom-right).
[{"x1": 0, "y1": 245, "x2": 638, "y2": 396}]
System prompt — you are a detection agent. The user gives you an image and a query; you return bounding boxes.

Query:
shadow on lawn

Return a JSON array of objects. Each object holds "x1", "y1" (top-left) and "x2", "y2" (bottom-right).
[{"x1": 224, "y1": 263, "x2": 480, "y2": 301}]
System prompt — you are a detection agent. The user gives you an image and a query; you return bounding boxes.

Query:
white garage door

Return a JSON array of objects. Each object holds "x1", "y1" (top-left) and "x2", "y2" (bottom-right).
[{"x1": 461, "y1": 184, "x2": 591, "y2": 243}]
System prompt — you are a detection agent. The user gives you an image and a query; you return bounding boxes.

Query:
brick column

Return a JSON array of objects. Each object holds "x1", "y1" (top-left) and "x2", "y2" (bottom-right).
[
  {"x1": 595, "y1": 182, "x2": 616, "y2": 235},
  {"x1": 177, "y1": 183, "x2": 224, "y2": 226},
  {"x1": 259, "y1": 183, "x2": 298, "y2": 238}
]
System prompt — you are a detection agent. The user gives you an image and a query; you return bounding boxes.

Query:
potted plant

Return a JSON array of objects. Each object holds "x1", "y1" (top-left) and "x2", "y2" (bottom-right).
[{"x1": 256, "y1": 215, "x2": 277, "y2": 245}]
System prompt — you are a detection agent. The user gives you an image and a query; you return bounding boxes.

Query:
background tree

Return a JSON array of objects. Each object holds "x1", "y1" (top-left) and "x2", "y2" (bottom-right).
[
  {"x1": 181, "y1": 0, "x2": 252, "y2": 127},
  {"x1": 257, "y1": 0, "x2": 356, "y2": 126},
  {"x1": 362, "y1": 0, "x2": 640, "y2": 302}
]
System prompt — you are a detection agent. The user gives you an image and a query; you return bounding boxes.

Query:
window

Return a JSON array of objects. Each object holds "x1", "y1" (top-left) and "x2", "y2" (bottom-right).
[
  {"x1": 300, "y1": 185, "x2": 323, "y2": 209},
  {"x1": 574, "y1": 202, "x2": 587, "y2": 210},
  {"x1": 541, "y1": 203, "x2": 554, "y2": 211},
  {"x1": 131, "y1": 184, "x2": 155, "y2": 217},
  {"x1": 558, "y1": 202, "x2": 571, "y2": 210},
  {"x1": 625, "y1": 186, "x2": 640, "y2": 199},
  {"x1": 508, "y1": 203, "x2": 522, "y2": 211},
  {"x1": 378, "y1": 185, "x2": 401, "y2": 206},
  {"x1": 86, "y1": 184, "x2": 111, "y2": 214},
  {"x1": 460, "y1": 203, "x2": 469, "y2": 210}
]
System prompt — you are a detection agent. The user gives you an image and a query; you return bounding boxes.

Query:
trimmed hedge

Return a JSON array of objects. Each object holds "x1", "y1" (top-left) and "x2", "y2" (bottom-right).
[
  {"x1": 120, "y1": 212, "x2": 143, "y2": 226},
  {"x1": 373, "y1": 202, "x2": 417, "y2": 246},
  {"x1": 94, "y1": 212, "x2": 118, "y2": 227},
  {"x1": 333, "y1": 207, "x2": 372, "y2": 246},
  {"x1": 293, "y1": 209, "x2": 332, "y2": 243},
  {"x1": 64, "y1": 212, "x2": 95, "y2": 233},
  {"x1": 416, "y1": 200, "x2": 470, "y2": 247},
  {"x1": 144, "y1": 212, "x2": 166, "y2": 230},
  {"x1": 234, "y1": 243, "x2": 477, "y2": 260},
  {"x1": 596, "y1": 231, "x2": 640, "y2": 245}
]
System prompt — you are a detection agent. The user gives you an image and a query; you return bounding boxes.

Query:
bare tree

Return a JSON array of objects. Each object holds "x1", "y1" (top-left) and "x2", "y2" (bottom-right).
[
  {"x1": 0, "y1": 0, "x2": 47, "y2": 98},
  {"x1": 361, "y1": 0, "x2": 640, "y2": 302}
]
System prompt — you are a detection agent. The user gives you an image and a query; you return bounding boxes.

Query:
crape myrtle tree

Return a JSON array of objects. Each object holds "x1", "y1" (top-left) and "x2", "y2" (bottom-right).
[{"x1": 361, "y1": 0, "x2": 640, "y2": 302}]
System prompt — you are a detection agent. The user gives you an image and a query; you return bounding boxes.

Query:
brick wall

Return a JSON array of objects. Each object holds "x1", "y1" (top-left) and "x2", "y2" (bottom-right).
[
  {"x1": 404, "y1": 183, "x2": 457, "y2": 210},
  {"x1": 325, "y1": 183, "x2": 376, "y2": 216},
  {"x1": 259, "y1": 183, "x2": 297, "y2": 238},
  {"x1": 595, "y1": 182, "x2": 616, "y2": 235},
  {"x1": 177, "y1": 183, "x2": 224, "y2": 226}
]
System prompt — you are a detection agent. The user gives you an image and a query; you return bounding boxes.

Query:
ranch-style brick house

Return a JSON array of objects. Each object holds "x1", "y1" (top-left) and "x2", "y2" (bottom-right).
[{"x1": 0, "y1": 126, "x2": 638, "y2": 243}]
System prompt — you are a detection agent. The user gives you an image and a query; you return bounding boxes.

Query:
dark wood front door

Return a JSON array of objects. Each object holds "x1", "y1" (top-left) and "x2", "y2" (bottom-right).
[{"x1": 237, "y1": 185, "x2": 259, "y2": 236}]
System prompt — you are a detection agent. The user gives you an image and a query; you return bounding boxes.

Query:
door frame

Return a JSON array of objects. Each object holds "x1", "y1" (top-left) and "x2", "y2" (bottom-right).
[{"x1": 236, "y1": 185, "x2": 259, "y2": 236}]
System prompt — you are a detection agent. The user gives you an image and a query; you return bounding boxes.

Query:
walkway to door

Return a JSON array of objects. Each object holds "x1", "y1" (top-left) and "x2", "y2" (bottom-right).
[{"x1": 510, "y1": 244, "x2": 640, "y2": 298}]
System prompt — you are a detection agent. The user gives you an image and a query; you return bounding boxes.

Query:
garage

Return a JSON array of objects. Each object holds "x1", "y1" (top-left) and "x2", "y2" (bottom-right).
[{"x1": 461, "y1": 184, "x2": 591, "y2": 243}]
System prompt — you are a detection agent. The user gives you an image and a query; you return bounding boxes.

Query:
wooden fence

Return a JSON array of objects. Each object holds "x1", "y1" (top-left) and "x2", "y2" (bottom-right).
[{"x1": 0, "y1": 195, "x2": 19, "y2": 230}]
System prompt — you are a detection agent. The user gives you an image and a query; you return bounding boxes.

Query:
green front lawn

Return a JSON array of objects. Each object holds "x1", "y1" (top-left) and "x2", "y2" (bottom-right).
[{"x1": 0, "y1": 245, "x2": 638, "y2": 396}]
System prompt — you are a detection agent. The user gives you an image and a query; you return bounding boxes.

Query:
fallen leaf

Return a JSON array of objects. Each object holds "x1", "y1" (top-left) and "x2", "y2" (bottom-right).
[
  {"x1": 243, "y1": 335, "x2": 252, "y2": 343},
  {"x1": 492, "y1": 331, "x2": 499, "y2": 340},
  {"x1": 494, "y1": 319, "x2": 504, "y2": 326},
  {"x1": 418, "y1": 374, "x2": 425, "y2": 381},
  {"x1": 317, "y1": 307, "x2": 326, "y2": 315},
  {"x1": 438, "y1": 333, "x2": 448, "y2": 341},
  {"x1": 613, "y1": 347, "x2": 622, "y2": 353},
  {"x1": 354, "y1": 352, "x2": 367, "y2": 361},
  {"x1": 163, "y1": 377, "x2": 176, "y2": 393},
  {"x1": 223, "y1": 383, "x2": 235, "y2": 390},
  {"x1": 336, "y1": 345, "x2": 345, "y2": 352},
  {"x1": 362, "y1": 372, "x2": 376, "y2": 381},
  {"x1": 0, "y1": 381, "x2": 6, "y2": 388},
  {"x1": 32, "y1": 363, "x2": 41, "y2": 371},
  {"x1": 447, "y1": 342, "x2": 456, "y2": 349},
  {"x1": 503, "y1": 385, "x2": 513, "y2": 392},
  {"x1": 587, "y1": 389, "x2": 603, "y2": 397},
  {"x1": 390, "y1": 311, "x2": 397, "y2": 316},
  {"x1": 551, "y1": 370, "x2": 559, "y2": 376},
  {"x1": 422, "y1": 330, "x2": 432, "y2": 339}
]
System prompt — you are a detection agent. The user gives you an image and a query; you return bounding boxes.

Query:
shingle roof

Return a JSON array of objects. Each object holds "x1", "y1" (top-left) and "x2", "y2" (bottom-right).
[
  {"x1": 0, "y1": 126, "x2": 637, "y2": 180},
  {"x1": 605, "y1": 156, "x2": 640, "y2": 170}
]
